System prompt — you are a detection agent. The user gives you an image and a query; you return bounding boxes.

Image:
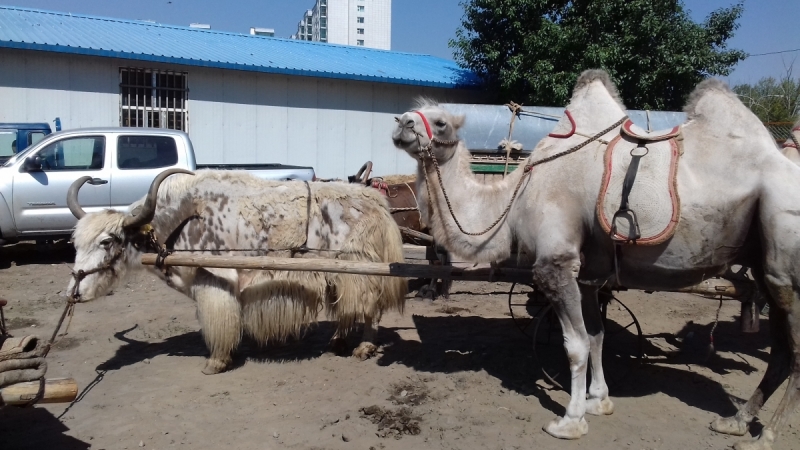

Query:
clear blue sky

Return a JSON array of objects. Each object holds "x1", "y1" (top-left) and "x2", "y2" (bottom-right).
[{"x1": 4, "y1": 0, "x2": 799, "y2": 85}]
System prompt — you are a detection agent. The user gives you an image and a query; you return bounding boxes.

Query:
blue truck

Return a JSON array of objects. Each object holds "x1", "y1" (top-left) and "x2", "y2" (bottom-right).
[{"x1": 0, "y1": 121, "x2": 56, "y2": 165}]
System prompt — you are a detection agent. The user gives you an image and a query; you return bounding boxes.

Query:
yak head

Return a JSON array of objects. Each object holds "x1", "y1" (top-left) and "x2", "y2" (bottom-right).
[{"x1": 65, "y1": 169, "x2": 193, "y2": 301}]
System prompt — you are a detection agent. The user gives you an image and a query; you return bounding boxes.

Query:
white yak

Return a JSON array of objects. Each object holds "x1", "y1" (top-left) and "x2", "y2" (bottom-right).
[{"x1": 66, "y1": 169, "x2": 406, "y2": 374}]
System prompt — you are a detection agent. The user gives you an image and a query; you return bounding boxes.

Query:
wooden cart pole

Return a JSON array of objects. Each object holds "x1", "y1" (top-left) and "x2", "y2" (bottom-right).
[
  {"x1": 141, "y1": 253, "x2": 535, "y2": 284},
  {"x1": 142, "y1": 254, "x2": 753, "y2": 302}
]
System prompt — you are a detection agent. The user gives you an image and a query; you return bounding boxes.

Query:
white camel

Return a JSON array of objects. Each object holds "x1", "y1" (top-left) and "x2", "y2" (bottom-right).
[{"x1": 392, "y1": 70, "x2": 800, "y2": 450}]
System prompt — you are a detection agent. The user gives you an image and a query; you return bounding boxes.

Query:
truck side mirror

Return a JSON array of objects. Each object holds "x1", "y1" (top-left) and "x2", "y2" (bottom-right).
[{"x1": 23, "y1": 155, "x2": 43, "y2": 172}]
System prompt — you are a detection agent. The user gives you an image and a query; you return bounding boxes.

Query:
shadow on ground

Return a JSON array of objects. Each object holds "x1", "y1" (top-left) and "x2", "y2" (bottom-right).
[
  {"x1": 376, "y1": 313, "x2": 770, "y2": 420},
  {"x1": 0, "y1": 241, "x2": 75, "y2": 269},
  {"x1": 95, "y1": 321, "x2": 372, "y2": 373},
  {"x1": 0, "y1": 406, "x2": 89, "y2": 450}
]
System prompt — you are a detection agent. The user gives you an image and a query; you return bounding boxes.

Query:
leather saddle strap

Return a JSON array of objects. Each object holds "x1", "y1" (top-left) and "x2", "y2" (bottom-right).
[{"x1": 611, "y1": 140, "x2": 648, "y2": 241}]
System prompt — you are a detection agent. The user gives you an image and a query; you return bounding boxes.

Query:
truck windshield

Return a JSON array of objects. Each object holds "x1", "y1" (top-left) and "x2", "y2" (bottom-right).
[
  {"x1": 2, "y1": 141, "x2": 36, "y2": 167},
  {"x1": 0, "y1": 131, "x2": 15, "y2": 159}
]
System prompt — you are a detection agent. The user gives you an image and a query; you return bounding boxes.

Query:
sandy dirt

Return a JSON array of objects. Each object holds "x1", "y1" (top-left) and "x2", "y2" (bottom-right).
[{"x1": 0, "y1": 241, "x2": 798, "y2": 450}]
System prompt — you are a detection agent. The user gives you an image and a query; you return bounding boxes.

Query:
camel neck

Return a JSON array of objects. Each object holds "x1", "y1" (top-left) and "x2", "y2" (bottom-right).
[{"x1": 419, "y1": 143, "x2": 521, "y2": 263}]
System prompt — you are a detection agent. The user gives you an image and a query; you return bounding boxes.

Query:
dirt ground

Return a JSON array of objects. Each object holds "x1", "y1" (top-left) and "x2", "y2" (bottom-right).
[{"x1": 0, "y1": 241, "x2": 798, "y2": 450}]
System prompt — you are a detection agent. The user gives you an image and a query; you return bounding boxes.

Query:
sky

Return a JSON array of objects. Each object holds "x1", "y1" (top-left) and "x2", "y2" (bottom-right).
[{"x1": 3, "y1": 0, "x2": 799, "y2": 86}]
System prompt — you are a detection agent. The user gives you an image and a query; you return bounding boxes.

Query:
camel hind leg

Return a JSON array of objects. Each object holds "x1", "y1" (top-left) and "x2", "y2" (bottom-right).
[
  {"x1": 711, "y1": 265, "x2": 792, "y2": 439},
  {"x1": 723, "y1": 280, "x2": 799, "y2": 450},
  {"x1": 190, "y1": 269, "x2": 242, "y2": 375},
  {"x1": 718, "y1": 192, "x2": 800, "y2": 450}
]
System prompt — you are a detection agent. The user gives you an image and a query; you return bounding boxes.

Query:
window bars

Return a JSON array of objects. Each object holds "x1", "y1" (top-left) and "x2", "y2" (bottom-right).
[{"x1": 120, "y1": 68, "x2": 188, "y2": 132}]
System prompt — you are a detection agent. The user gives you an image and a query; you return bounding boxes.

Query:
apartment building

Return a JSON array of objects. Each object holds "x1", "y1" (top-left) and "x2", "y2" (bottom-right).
[{"x1": 291, "y1": 0, "x2": 391, "y2": 50}]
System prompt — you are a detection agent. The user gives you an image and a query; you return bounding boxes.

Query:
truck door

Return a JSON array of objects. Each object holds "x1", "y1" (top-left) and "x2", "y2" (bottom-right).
[{"x1": 13, "y1": 135, "x2": 111, "y2": 234}]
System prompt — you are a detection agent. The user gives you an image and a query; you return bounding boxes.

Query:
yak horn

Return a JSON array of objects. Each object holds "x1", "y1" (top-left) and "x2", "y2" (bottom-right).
[
  {"x1": 67, "y1": 176, "x2": 93, "y2": 219},
  {"x1": 122, "y1": 168, "x2": 194, "y2": 229}
]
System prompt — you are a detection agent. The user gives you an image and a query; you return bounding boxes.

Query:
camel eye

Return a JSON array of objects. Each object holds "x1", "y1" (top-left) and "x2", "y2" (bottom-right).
[{"x1": 435, "y1": 120, "x2": 446, "y2": 127}]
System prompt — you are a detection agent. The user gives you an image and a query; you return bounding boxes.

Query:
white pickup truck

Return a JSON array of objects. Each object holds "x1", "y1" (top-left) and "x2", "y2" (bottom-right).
[{"x1": 0, "y1": 128, "x2": 315, "y2": 245}]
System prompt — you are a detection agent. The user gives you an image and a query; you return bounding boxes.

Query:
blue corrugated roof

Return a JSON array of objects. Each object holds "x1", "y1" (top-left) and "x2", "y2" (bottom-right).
[{"x1": 0, "y1": 5, "x2": 478, "y2": 89}]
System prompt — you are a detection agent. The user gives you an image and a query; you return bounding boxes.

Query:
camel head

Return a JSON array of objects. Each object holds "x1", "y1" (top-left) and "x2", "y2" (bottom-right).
[
  {"x1": 392, "y1": 99, "x2": 465, "y2": 163},
  {"x1": 65, "y1": 169, "x2": 193, "y2": 301}
]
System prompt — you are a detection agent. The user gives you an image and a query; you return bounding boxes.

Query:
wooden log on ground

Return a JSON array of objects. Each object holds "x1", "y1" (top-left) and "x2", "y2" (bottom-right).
[
  {"x1": 1, "y1": 378, "x2": 78, "y2": 405},
  {"x1": 674, "y1": 277, "x2": 751, "y2": 299},
  {"x1": 141, "y1": 253, "x2": 535, "y2": 284}
]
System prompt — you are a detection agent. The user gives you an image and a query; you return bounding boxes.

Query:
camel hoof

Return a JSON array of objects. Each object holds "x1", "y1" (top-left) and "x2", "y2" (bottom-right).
[
  {"x1": 329, "y1": 337, "x2": 349, "y2": 356},
  {"x1": 353, "y1": 342, "x2": 378, "y2": 361},
  {"x1": 585, "y1": 397, "x2": 614, "y2": 416},
  {"x1": 543, "y1": 417, "x2": 588, "y2": 439},
  {"x1": 733, "y1": 430, "x2": 775, "y2": 450},
  {"x1": 201, "y1": 358, "x2": 229, "y2": 375},
  {"x1": 710, "y1": 416, "x2": 748, "y2": 436}
]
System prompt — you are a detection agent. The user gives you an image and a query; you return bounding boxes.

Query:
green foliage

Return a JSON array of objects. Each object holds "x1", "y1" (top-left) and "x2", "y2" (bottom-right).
[
  {"x1": 450, "y1": 0, "x2": 747, "y2": 110},
  {"x1": 733, "y1": 72, "x2": 800, "y2": 123}
]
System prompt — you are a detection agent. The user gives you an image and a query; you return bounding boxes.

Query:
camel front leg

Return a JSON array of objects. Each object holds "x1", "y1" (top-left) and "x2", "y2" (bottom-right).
[
  {"x1": 584, "y1": 285, "x2": 614, "y2": 416},
  {"x1": 534, "y1": 251, "x2": 590, "y2": 439}
]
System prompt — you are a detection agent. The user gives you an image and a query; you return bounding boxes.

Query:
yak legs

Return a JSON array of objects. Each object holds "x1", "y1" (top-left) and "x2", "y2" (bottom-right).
[{"x1": 191, "y1": 269, "x2": 242, "y2": 375}]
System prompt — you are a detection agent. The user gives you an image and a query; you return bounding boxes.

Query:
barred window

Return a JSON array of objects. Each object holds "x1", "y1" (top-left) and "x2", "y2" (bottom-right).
[{"x1": 120, "y1": 68, "x2": 188, "y2": 132}]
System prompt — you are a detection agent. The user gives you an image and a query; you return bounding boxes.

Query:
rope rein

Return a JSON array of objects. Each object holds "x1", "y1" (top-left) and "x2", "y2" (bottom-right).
[{"x1": 409, "y1": 113, "x2": 627, "y2": 236}]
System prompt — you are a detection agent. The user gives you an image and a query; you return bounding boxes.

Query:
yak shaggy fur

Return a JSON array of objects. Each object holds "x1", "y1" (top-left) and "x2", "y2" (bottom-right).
[{"x1": 72, "y1": 170, "x2": 406, "y2": 374}]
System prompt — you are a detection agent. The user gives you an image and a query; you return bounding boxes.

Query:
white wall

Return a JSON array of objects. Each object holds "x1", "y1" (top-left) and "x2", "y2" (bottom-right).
[
  {"x1": 0, "y1": 49, "x2": 118, "y2": 130},
  {"x1": 0, "y1": 48, "x2": 482, "y2": 179}
]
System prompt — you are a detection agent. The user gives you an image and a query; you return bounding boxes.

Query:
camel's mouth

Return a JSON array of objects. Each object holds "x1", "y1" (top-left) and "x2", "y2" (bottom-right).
[{"x1": 392, "y1": 129, "x2": 421, "y2": 150}]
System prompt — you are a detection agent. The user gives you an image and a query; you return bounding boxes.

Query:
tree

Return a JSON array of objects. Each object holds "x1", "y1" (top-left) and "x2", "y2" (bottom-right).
[
  {"x1": 450, "y1": 0, "x2": 747, "y2": 110},
  {"x1": 733, "y1": 65, "x2": 800, "y2": 123}
]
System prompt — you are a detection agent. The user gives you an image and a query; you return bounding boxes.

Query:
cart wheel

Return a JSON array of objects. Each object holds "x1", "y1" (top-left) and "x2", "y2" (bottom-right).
[
  {"x1": 531, "y1": 290, "x2": 643, "y2": 392},
  {"x1": 507, "y1": 283, "x2": 545, "y2": 338}
]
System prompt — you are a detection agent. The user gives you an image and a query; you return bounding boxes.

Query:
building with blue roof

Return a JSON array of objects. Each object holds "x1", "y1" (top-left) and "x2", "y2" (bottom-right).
[{"x1": 0, "y1": 5, "x2": 483, "y2": 178}]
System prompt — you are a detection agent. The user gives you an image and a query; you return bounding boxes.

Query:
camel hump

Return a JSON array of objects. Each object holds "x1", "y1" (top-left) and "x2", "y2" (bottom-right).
[
  {"x1": 683, "y1": 78, "x2": 740, "y2": 121},
  {"x1": 572, "y1": 69, "x2": 626, "y2": 109}
]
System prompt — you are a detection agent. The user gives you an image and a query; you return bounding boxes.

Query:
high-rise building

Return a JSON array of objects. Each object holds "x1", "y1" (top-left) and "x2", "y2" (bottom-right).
[
  {"x1": 290, "y1": 0, "x2": 391, "y2": 50},
  {"x1": 291, "y1": 10, "x2": 314, "y2": 41}
]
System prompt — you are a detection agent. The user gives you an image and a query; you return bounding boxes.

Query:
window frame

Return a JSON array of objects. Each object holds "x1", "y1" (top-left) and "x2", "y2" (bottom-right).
[
  {"x1": 116, "y1": 135, "x2": 180, "y2": 170},
  {"x1": 35, "y1": 136, "x2": 106, "y2": 172},
  {"x1": 119, "y1": 68, "x2": 189, "y2": 132}
]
